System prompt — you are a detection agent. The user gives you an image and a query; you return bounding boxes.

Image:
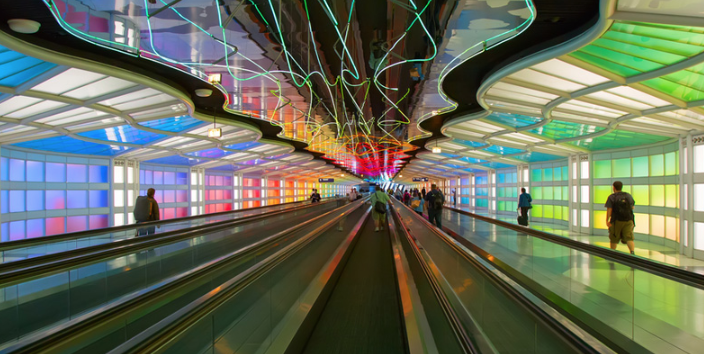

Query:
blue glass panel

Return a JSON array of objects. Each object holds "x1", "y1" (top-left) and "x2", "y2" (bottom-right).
[
  {"x1": 208, "y1": 165, "x2": 238, "y2": 171},
  {"x1": 480, "y1": 162, "x2": 515, "y2": 169},
  {"x1": 1, "y1": 222, "x2": 7, "y2": 242},
  {"x1": 9, "y1": 159, "x2": 25, "y2": 181},
  {"x1": 139, "y1": 116, "x2": 204, "y2": 132},
  {"x1": 145, "y1": 155, "x2": 205, "y2": 166},
  {"x1": 67, "y1": 190, "x2": 88, "y2": 209},
  {"x1": 0, "y1": 62, "x2": 56, "y2": 87},
  {"x1": 154, "y1": 171, "x2": 163, "y2": 184},
  {"x1": 0, "y1": 190, "x2": 7, "y2": 213},
  {"x1": 185, "y1": 148, "x2": 233, "y2": 159},
  {"x1": 483, "y1": 145, "x2": 525, "y2": 155},
  {"x1": 484, "y1": 112, "x2": 540, "y2": 128},
  {"x1": 26, "y1": 219, "x2": 44, "y2": 238},
  {"x1": 164, "y1": 171, "x2": 176, "y2": 184},
  {"x1": 225, "y1": 142, "x2": 261, "y2": 150},
  {"x1": 26, "y1": 190, "x2": 44, "y2": 211},
  {"x1": 458, "y1": 156, "x2": 486, "y2": 164},
  {"x1": 176, "y1": 172, "x2": 188, "y2": 184},
  {"x1": 26, "y1": 160, "x2": 44, "y2": 182},
  {"x1": 46, "y1": 163, "x2": 67, "y2": 182},
  {"x1": 89, "y1": 190, "x2": 109, "y2": 208},
  {"x1": 46, "y1": 190, "x2": 66, "y2": 210},
  {"x1": 9, "y1": 221, "x2": 25, "y2": 241},
  {"x1": 9, "y1": 190, "x2": 25, "y2": 212},
  {"x1": 529, "y1": 120, "x2": 605, "y2": 140},
  {"x1": 143, "y1": 169, "x2": 153, "y2": 184},
  {"x1": 1, "y1": 157, "x2": 8, "y2": 181},
  {"x1": 67, "y1": 164, "x2": 87, "y2": 183},
  {"x1": 14, "y1": 136, "x2": 131, "y2": 156},
  {"x1": 510, "y1": 152, "x2": 563, "y2": 163},
  {"x1": 453, "y1": 139, "x2": 485, "y2": 148},
  {"x1": 89, "y1": 165, "x2": 108, "y2": 183},
  {"x1": 77, "y1": 125, "x2": 167, "y2": 144}
]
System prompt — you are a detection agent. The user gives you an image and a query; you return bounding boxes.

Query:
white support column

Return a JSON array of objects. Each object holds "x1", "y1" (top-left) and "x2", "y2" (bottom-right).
[{"x1": 681, "y1": 136, "x2": 691, "y2": 256}]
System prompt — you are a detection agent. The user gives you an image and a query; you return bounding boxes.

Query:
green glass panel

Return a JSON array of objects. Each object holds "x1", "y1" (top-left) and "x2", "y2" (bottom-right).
[
  {"x1": 498, "y1": 201, "x2": 506, "y2": 211},
  {"x1": 553, "y1": 167, "x2": 562, "y2": 181},
  {"x1": 632, "y1": 156, "x2": 649, "y2": 177},
  {"x1": 554, "y1": 186, "x2": 562, "y2": 200},
  {"x1": 594, "y1": 186, "x2": 612, "y2": 205},
  {"x1": 544, "y1": 186, "x2": 554, "y2": 200},
  {"x1": 650, "y1": 185, "x2": 665, "y2": 207},
  {"x1": 633, "y1": 185, "x2": 649, "y2": 206},
  {"x1": 592, "y1": 37, "x2": 685, "y2": 66},
  {"x1": 641, "y1": 75, "x2": 704, "y2": 102},
  {"x1": 569, "y1": 51, "x2": 642, "y2": 77},
  {"x1": 544, "y1": 168, "x2": 553, "y2": 182},
  {"x1": 612, "y1": 22, "x2": 704, "y2": 47},
  {"x1": 650, "y1": 154, "x2": 664, "y2": 176},
  {"x1": 531, "y1": 169, "x2": 542, "y2": 182},
  {"x1": 568, "y1": 129, "x2": 669, "y2": 151},
  {"x1": 544, "y1": 205, "x2": 554, "y2": 219},
  {"x1": 603, "y1": 28, "x2": 704, "y2": 57},
  {"x1": 612, "y1": 158, "x2": 631, "y2": 178},
  {"x1": 622, "y1": 185, "x2": 632, "y2": 194},
  {"x1": 577, "y1": 45, "x2": 663, "y2": 74},
  {"x1": 498, "y1": 188, "x2": 506, "y2": 198},
  {"x1": 594, "y1": 160, "x2": 612, "y2": 179},
  {"x1": 562, "y1": 166, "x2": 568, "y2": 181},
  {"x1": 666, "y1": 185, "x2": 678, "y2": 208},
  {"x1": 532, "y1": 205, "x2": 543, "y2": 218},
  {"x1": 533, "y1": 187, "x2": 543, "y2": 200},
  {"x1": 562, "y1": 186, "x2": 569, "y2": 201},
  {"x1": 562, "y1": 206, "x2": 569, "y2": 221},
  {"x1": 665, "y1": 152, "x2": 677, "y2": 176},
  {"x1": 555, "y1": 205, "x2": 563, "y2": 220}
]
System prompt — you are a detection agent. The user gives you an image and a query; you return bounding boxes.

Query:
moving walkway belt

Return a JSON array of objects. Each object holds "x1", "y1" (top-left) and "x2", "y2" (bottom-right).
[{"x1": 0, "y1": 199, "x2": 365, "y2": 354}]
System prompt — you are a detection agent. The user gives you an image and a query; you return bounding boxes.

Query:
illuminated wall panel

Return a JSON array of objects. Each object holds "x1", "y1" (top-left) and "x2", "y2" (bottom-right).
[
  {"x1": 529, "y1": 161, "x2": 569, "y2": 224},
  {"x1": 140, "y1": 164, "x2": 190, "y2": 220}
]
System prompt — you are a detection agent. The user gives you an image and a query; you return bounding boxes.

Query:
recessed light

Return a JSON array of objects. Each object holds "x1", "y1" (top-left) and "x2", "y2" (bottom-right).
[
  {"x1": 8, "y1": 19, "x2": 41, "y2": 34},
  {"x1": 195, "y1": 89, "x2": 212, "y2": 97}
]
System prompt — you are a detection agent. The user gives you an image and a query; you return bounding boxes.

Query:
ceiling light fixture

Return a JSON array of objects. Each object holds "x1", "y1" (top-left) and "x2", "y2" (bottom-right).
[
  {"x1": 195, "y1": 88, "x2": 212, "y2": 97},
  {"x1": 208, "y1": 73, "x2": 221, "y2": 84},
  {"x1": 432, "y1": 140, "x2": 441, "y2": 154},
  {"x1": 8, "y1": 19, "x2": 41, "y2": 34},
  {"x1": 207, "y1": 108, "x2": 221, "y2": 138}
]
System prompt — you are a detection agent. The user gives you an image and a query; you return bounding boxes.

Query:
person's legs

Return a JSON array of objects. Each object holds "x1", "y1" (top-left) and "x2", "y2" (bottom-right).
[
  {"x1": 622, "y1": 220, "x2": 635, "y2": 254},
  {"x1": 427, "y1": 209, "x2": 437, "y2": 226},
  {"x1": 608, "y1": 224, "x2": 619, "y2": 250},
  {"x1": 432, "y1": 210, "x2": 443, "y2": 229}
]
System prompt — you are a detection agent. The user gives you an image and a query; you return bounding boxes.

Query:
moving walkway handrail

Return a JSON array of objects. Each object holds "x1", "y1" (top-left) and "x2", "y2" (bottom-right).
[
  {"x1": 0, "y1": 199, "x2": 317, "y2": 253},
  {"x1": 393, "y1": 200, "x2": 600, "y2": 354},
  {"x1": 108, "y1": 199, "x2": 368, "y2": 354},
  {"x1": 445, "y1": 206, "x2": 704, "y2": 290},
  {"x1": 0, "y1": 199, "x2": 341, "y2": 287},
  {"x1": 0, "y1": 199, "x2": 368, "y2": 354}
]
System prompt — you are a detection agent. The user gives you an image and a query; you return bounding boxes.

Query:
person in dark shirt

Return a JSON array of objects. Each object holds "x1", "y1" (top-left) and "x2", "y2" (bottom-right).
[
  {"x1": 137, "y1": 188, "x2": 160, "y2": 236},
  {"x1": 424, "y1": 184, "x2": 444, "y2": 228},
  {"x1": 605, "y1": 181, "x2": 636, "y2": 255},
  {"x1": 310, "y1": 189, "x2": 321, "y2": 203},
  {"x1": 517, "y1": 188, "x2": 532, "y2": 226}
]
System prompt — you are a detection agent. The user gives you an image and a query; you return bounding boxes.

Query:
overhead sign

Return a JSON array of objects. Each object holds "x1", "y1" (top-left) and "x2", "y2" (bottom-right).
[
  {"x1": 318, "y1": 178, "x2": 335, "y2": 183},
  {"x1": 412, "y1": 177, "x2": 428, "y2": 182}
]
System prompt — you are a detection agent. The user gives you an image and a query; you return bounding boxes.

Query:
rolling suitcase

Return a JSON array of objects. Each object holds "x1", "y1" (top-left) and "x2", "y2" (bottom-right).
[{"x1": 517, "y1": 211, "x2": 528, "y2": 226}]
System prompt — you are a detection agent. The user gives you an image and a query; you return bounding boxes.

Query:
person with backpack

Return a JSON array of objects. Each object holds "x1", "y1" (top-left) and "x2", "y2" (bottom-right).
[
  {"x1": 370, "y1": 188, "x2": 391, "y2": 232},
  {"x1": 133, "y1": 188, "x2": 160, "y2": 236},
  {"x1": 517, "y1": 188, "x2": 532, "y2": 226},
  {"x1": 605, "y1": 181, "x2": 636, "y2": 255},
  {"x1": 410, "y1": 190, "x2": 424, "y2": 216},
  {"x1": 403, "y1": 190, "x2": 411, "y2": 206},
  {"x1": 310, "y1": 189, "x2": 321, "y2": 203},
  {"x1": 424, "y1": 184, "x2": 444, "y2": 228}
]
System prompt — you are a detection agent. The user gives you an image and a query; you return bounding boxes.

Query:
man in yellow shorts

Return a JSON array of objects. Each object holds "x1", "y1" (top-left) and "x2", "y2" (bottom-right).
[{"x1": 605, "y1": 181, "x2": 636, "y2": 255}]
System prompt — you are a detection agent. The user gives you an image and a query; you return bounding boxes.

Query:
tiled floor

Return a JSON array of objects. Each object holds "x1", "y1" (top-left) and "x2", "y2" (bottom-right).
[
  {"x1": 456, "y1": 208, "x2": 704, "y2": 274},
  {"x1": 438, "y1": 209, "x2": 704, "y2": 354}
]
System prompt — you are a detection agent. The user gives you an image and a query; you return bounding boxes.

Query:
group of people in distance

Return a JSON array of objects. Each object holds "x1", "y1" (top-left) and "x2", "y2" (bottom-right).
[
  {"x1": 368, "y1": 184, "x2": 445, "y2": 232},
  {"x1": 518, "y1": 180, "x2": 636, "y2": 255}
]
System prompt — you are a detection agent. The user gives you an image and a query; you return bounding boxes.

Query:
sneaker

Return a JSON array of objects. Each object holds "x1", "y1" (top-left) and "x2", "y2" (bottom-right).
[
  {"x1": 630, "y1": 251, "x2": 635, "y2": 255},
  {"x1": 375, "y1": 227, "x2": 379, "y2": 232}
]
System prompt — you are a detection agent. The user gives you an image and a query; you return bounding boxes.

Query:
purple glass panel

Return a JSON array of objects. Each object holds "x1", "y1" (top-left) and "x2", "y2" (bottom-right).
[
  {"x1": 67, "y1": 190, "x2": 88, "y2": 209},
  {"x1": 9, "y1": 159, "x2": 25, "y2": 181},
  {"x1": 155, "y1": 190, "x2": 163, "y2": 202},
  {"x1": 26, "y1": 160, "x2": 44, "y2": 182},
  {"x1": 89, "y1": 215, "x2": 109, "y2": 229},
  {"x1": 9, "y1": 190, "x2": 25, "y2": 212},
  {"x1": 1, "y1": 223, "x2": 7, "y2": 242},
  {"x1": 67, "y1": 164, "x2": 87, "y2": 183},
  {"x1": 144, "y1": 170, "x2": 153, "y2": 184},
  {"x1": 26, "y1": 190, "x2": 44, "y2": 211},
  {"x1": 45, "y1": 190, "x2": 66, "y2": 210},
  {"x1": 224, "y1": 176, "x2": 232, "y2": 185},
  {"x1": 1, "y1": 190, "x2": 7, "y2": 214},
  {"x1": 164, "y1": 172, "x2": 175, "y2": 184},
  {"x1": 45, "y1": 217, "x2": 65, "y2": 236},
  {"x1": 9, "y1": 220, "x2": 25, "y2": 240},
  {"x1": 89, "y1": 190, "x2": 108, "y2": 208},
  {"x1": 67, "y1": 216, "x2": 87, "y2": 232},
  {"x1": 0, "y1": 157, "x2": 8, "y2": 181},
  {"x1": 176, "y1": 190, "x2": 188, "y2": 202},
  {"x1": 26, "y1": 219, "x2": 44, "y2": 238},
  {"x1": 89, "y1": 165, "x2": 108, "y2": 183},
  {"x1": 176, "y1": 172, "x2": 187, "y2": 184},
  {"x1": 153, "y1": 171, "x2": 163, "y2": 184},
  {"x1": 46, "y1": 163, "x2": 66, "y2": 182},
  {"x1": 163, "y1": 190, "x2": 175, "y2": 203}
]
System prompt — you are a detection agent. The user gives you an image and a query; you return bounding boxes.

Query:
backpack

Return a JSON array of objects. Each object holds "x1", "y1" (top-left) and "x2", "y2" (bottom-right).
[
  {"x1": 411, "y1": 199, "x2": 421, "y2": 209},
  {"x1": 431, "y1": 191, "x2": 444, "y2": 210},
  {"x1": 133, "y1": 196, "x2": 153, "y2": 222},
  {"x1": 612, "y1": 192, "x2": 633, "y2": 222},
  {"x1": 374, "y1": 192, "x2": 387, "y2": 214}
]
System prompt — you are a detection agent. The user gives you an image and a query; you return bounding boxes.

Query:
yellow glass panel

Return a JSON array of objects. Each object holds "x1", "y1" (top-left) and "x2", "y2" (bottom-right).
[
  {"x1": 544, "y1": 205, "x2": 554, "y2": 219},
  {"x1": 594, "y1": 185, "x2": 612, "y2": 205},
  {"x1": 665, "y1": 152, "x2": 677, "y2": 176},
  {"x1": 634, "y1": 213, "x2": 649, "y2": 234},
  {"x1": 555, "y1": 205, "x2": 563, "y2": 220},
  {"x1": 651, "y1": 214, "x2": 665, "y2": 237},
  {"x1": 665, "y1": 216, "x2": 677, "y2": 241},
  {"x1": 650, "y1": 185, "x2": 665, "y2": 207},
  {"x1": 562, "y1": 206, "x2": 569, "y2": 221},
  {"x1": 665, "y1": 185, "x2": 677, "y2": 208},
  {"x1": 533, "y1": 205, "x2": 543, "y2": 218},
  {"x1": 632, "y1": 185, "x2": 649, "y2": 206},
  {"x1": 594, "y1": 210, "x2": 607, "y2": 229}
]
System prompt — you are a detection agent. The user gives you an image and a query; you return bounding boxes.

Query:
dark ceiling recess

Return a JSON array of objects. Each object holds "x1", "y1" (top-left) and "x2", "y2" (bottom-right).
[
  {"x1": 415, "y1": 0, "x2": 601, "y2": 150},
  {"x1": 0, "y1": 0, "x2": 309, "y2": 152}
]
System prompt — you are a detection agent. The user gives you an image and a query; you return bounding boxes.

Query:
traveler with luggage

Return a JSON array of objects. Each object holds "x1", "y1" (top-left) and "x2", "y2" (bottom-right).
[
  {"x1": 133, "y1": 188, "x2": 160, "y2": 236},
  {"x1": 410, "y1": 190, "x2": 424, "y2": 217},
  {"x1": 403, "y1": 190, "x2": 411, "y2": 206},
  {"x1": 371, "y1": 188, "x2": 391, "y2": 232},
  {"x1": 424, "y1": 184, "x2": 444, "y2": 228},
  {"x1": 517, "y1": 188, "x2": 532, "y2": 226},
  {"x1": 605, "y1": 181, "x2": 636, "y2": 255}
]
